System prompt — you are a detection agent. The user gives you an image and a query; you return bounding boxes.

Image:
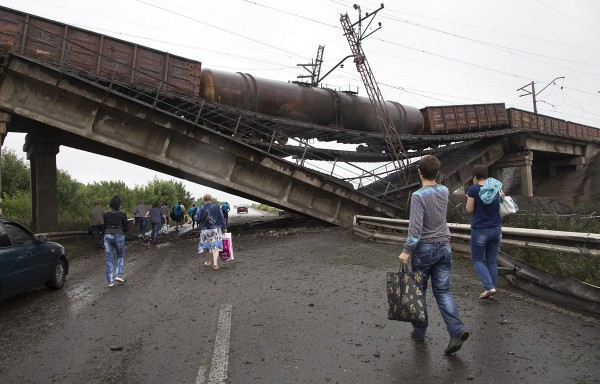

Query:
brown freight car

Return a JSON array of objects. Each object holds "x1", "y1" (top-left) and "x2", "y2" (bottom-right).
[
  {"x1": 506, "y1": 107, "x2": 567, "y2": 135},
  {"x1": 420, "y1": 103, "x2": 508, "y2": 134},
  {"x1": 0, "y1": 6, "x2": 201, "y2": 96},
  {"x1": 507, "y1": 107, "x2": 598, "y2": 141}
]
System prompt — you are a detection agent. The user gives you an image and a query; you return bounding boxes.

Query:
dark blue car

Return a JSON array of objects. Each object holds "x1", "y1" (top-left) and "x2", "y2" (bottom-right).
[{"x1": 0, "y1": 218, "x2": 68, "y2": 301}]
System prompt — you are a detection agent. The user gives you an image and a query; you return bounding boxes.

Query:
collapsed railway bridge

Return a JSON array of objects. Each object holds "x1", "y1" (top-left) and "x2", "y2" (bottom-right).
[{"x1": 0, "y1": 5, "x2": 598, "y2": 232}]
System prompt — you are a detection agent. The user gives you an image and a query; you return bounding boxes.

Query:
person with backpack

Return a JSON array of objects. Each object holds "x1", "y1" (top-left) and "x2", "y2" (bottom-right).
[
  {"x1": 172, "y1": 201, "x2": 183, "y2": 231},
  {"x1": 221, "y1": 202, "x2": 231, "y2": 225},
  {"x1": 188, "y1": 203, "x2": 199, "y2": 229}
]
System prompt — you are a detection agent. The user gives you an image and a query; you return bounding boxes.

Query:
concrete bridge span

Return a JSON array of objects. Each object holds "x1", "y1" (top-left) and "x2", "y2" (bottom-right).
[{"x1": 0, "y1": 55, "x2": 404, "y2": 231}]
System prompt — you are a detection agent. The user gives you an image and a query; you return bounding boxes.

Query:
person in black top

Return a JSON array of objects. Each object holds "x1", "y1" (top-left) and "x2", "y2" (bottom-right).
[{"x1": 103, "y1": 195, "x2": 129, "y2": 287}]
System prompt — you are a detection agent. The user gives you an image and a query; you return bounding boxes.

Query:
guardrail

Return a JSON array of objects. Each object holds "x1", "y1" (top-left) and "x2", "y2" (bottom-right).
[
  {"x1": 353, "y1": 215, "x2": 600, "y2": 256},
  {"x1": 353, "y1": 214, "x2": 600, "y2": 314}
]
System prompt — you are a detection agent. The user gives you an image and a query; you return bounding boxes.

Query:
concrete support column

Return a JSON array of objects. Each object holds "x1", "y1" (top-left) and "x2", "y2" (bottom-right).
[
  {"x1": 24, "y1": 134, "x2": 60, "y2": 233},
  {"x1": 0, "y1": 112, "x2": 11, "y2": 216},
  {"x1": 493, "y1": 151, "x2": 534, "y2": 197},
  {"x1": 519, "y1": 155, "x2": 534, "y2": 197},
  {"x1": 489, "y1": 167, "x2": 503, "y2": 183}
]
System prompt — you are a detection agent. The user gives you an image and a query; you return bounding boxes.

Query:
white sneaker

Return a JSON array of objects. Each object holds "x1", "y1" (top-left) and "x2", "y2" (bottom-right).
[
  {"x1": 115, "y1": 277, "x2": 125, "y2": 283},
  {"x1": 108, "y1": 283, "x2": 115, "y2": 288}
]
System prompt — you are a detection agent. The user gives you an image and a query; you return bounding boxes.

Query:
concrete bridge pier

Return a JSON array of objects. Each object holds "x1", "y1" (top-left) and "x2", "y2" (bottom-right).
[
  {"x1": 24, "y1": 133, "x2": 59, "y2": 233},
  {"x1": 492, "y1": 150, "x2": 534, "y2": 197},
  {"x1": 0, "y1": 112, "x2": 10, "y2": 216}
]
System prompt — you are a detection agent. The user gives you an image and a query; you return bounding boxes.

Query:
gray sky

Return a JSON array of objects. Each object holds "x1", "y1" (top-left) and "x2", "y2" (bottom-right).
[{"x1": 1, "y1": 0, "x2": 599, "y2": 204}]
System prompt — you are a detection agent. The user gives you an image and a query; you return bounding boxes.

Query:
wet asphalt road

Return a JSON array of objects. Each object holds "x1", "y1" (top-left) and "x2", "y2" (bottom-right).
[{"x1": 0, "y1": 214, "x2": 599, "y2": 383}]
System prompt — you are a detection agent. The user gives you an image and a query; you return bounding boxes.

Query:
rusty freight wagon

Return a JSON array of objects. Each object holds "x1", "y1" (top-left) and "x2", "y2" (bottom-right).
[
  {"x1": 507, "y1": 108, "x2": 599, "y2": 141},
  {"x1": 0, "y1": 6, "x2": 202, "y2": 96},
  {"x1": 420, "y1": 103, "x2": 508, "y2": 134}
]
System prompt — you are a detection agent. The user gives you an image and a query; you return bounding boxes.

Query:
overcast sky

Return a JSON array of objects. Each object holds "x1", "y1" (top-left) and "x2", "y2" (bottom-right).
[{"x1": 1, "y1": 0, "x2": 599, "y2": 204}]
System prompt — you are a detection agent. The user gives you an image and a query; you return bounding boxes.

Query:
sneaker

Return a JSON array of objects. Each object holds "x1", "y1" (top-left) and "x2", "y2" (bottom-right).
[
  {"x1": 444, "y1": 330, "x2": 469, "y2": 354},
  {"x1": 115, "y1": 277, "x2": 125, "y2": 283},
  {"x1": 410, "y1": 331, "x2": 425, "y2": 341},
  {"x1": 108, "y1": 283, "x2": 115, "y2": 288}
]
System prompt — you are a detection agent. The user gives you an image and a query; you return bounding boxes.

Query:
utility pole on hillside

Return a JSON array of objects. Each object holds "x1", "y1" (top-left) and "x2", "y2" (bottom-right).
[{"x1": 340, "y1": 3, "x2": 410, "y2": 186}]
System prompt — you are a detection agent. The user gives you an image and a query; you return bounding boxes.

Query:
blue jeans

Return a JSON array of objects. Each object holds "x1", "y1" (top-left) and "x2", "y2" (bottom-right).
[
  {"x1": 411, "y1": 242, "x2": 465, "y2": 338},
  {"x1": 135, "y1": 217, "x2": 147, "y2": 236},
  {"x1": 104, "y1": 233, "x2": 125, "y2": 285},
  {"x1": 470, "y1": 226, "x2": 502, "y2": 291},
  {"x1": 150, "y1": 222, "x2": 161, "y2": 242}
]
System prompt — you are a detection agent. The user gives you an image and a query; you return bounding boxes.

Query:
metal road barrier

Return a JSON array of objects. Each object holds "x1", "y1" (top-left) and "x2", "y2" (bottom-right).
[{"x1": 353, "y1": 215, "x2": 600, "y2": 314}]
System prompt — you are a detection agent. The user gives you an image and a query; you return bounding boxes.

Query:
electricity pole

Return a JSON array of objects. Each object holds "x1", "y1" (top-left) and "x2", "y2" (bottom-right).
[
  {"x1": 340, "y1": 3, "x2": 410, "y2": 186},
  {"x1": 517, "y1": 76, "x2": 565, "y2": 114}
]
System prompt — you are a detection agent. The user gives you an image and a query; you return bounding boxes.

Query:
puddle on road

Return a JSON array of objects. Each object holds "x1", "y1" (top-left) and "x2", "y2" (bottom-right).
[{"x1": 66, "y1": 283, "x2": 96, "y2": 315}]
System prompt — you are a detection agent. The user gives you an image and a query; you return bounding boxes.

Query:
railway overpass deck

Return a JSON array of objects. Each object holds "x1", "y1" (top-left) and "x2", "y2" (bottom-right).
[
  {"x1": 0, "y1": 53, "x2": 598, "y2": 231},
  {"x1": 0, "y1": 54, "x2": 408, "y2": 231}
]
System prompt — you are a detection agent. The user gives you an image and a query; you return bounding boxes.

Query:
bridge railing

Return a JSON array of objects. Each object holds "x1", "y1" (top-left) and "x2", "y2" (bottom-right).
[
  {"x1": 353, "y1": 214, "x2": 600, "y2": 314},
  {"x1": 353, "y1": 214, "x2": 600, "y2": 256},
  {"x1": 3, "y1": 18, "x2": 412, "y2": 207}
]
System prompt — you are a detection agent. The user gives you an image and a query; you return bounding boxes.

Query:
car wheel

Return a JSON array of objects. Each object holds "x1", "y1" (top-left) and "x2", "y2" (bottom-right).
[{"x1": 48, "y1": 258, "x2": 67, "y2": 290}]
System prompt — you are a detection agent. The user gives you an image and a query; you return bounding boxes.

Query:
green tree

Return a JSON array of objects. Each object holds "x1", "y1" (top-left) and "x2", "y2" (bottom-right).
[
  {"x1": 1, "y1": 189, "x2": 31, "y2": 225},
  {"x1": 1, "y1": 149, "x2": 30, "y2": 196}
]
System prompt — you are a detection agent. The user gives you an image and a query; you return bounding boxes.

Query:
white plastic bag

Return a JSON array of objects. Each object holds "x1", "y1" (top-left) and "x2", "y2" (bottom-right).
[{"x1": 499, "y1": 196, "x2": 518, "y2": 217}]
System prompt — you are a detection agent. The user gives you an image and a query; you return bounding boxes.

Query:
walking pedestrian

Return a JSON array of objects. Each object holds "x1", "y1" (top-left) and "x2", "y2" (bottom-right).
[
  {"x1": 188, "y1": 203, "x2": 198, "y2": 229},
  {"x1": 398, "y1": 155, "x2": 469, "y2": 354},
  {"x1": 160, "y1": 202, "x2": 170, "y2": 230},
  {"x1": 146, "y1": 202, "x2": 165, "y2": 244},
  {"x1": 466, "y1": 164, "x2": 503, "y2": 299},
  {"x1": 133, "y1": 201, "x2": 149, "y2": 240},
  {"x1": 195, "y1": 194, "x2": 227, "y2": 270},
  {"x1": 89, "y1": 200, "x2": 105, "y2": 250},
  {"x1": 104, "y1": 195, "x2": 129, "y2": 287},
  {"x1": 172, "y1": 201, "x2": 184, "y2": 231},
  {"x1": 221, "y1": 201, "x2": 230, "y2": 225}
]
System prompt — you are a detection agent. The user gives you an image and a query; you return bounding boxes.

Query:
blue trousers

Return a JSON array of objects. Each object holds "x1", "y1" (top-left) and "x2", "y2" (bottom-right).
[
  {"x1": 411, "y1": 242, "x2": 466, "y2": 338},
  {"x1": 470, "y1": 226, "x2": 502, "y2": 291},
  {"x1": 104, "y1": 233, "x2": 125, "y2": 285}
]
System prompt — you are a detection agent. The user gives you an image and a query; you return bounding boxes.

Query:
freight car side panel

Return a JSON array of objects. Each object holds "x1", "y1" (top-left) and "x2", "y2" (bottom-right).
[
  {"x1": 0, "y1": 9, "x2": 25, "y2": 51},
  {"x1": 421, "y1": 103, "x2": 507, "y2": 134},
  {"x1": 0, "y1": 6, "x2": 202, "y2": 96},
  {"x1": 507, "y1": 107, "x2": 599, "y2": 141}
]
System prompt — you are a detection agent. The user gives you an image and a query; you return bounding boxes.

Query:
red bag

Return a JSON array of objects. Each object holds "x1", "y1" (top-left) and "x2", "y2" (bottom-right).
[{"x1": 220, "y1": 232, "x2": 234, "y2": 262}]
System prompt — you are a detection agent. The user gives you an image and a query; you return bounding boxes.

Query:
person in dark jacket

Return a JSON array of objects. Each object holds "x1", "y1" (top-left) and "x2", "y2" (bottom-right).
[
  {"x1": 194, "y1": 194, "x2": 227, "y2": 270},
  {"x1": 146, "y1": 202, "x2": 165, "y2": 244},
  {"x1": 221, "y1": 202, "x2": 230, "y2": 225},
  {"x1": 188, "y1": 203, "x2": 199, "y2": 229},
  {"x1": 104, "y1": 195, "x2": 129, "y2": 287},
  {"x1": 89, "y1": 201, "x2": 105, "y2": 250}
]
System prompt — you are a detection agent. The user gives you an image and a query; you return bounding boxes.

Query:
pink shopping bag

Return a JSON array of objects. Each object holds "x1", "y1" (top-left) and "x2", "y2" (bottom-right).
[{"x1": 219, "y1": 232, "x2": 234, "y2": 262}]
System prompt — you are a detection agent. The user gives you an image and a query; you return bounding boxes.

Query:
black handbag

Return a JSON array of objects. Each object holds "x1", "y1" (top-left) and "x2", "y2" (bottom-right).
[{"x1": 387, "y1": 264, "x2": 428, "y2": 323}]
